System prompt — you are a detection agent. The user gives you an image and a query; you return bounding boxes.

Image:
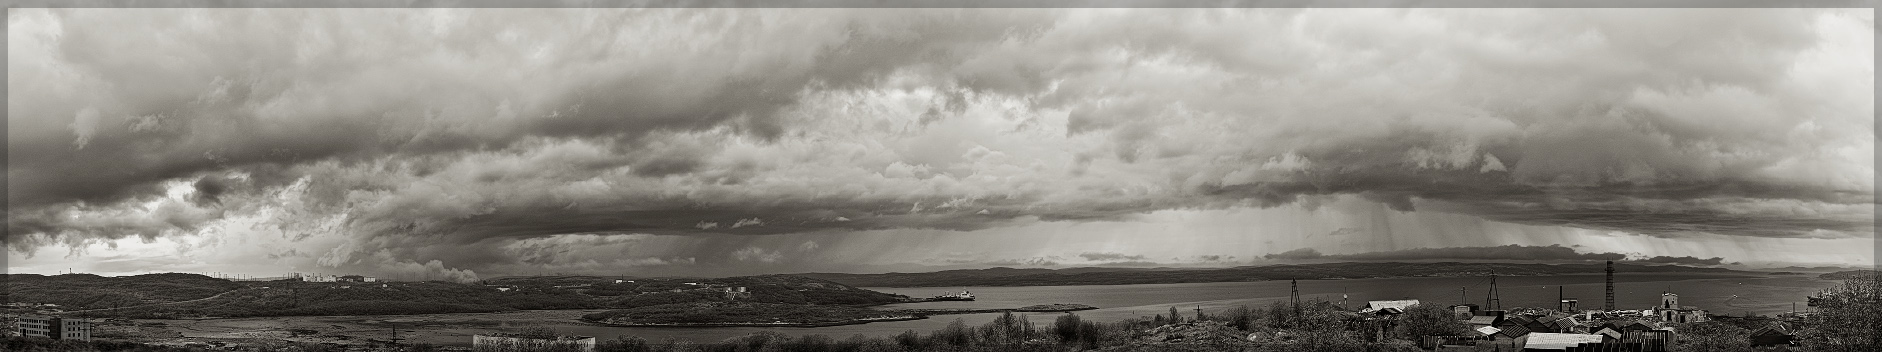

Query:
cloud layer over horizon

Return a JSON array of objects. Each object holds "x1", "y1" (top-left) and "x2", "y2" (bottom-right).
[{"x1": 8, "y1": 8, "x2": 1874, "y2": 280}]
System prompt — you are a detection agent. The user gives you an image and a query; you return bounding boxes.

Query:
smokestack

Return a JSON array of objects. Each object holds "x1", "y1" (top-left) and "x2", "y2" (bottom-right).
[{"x1": 1605, "y1": 260, "x2": 1616, "y2": 311}]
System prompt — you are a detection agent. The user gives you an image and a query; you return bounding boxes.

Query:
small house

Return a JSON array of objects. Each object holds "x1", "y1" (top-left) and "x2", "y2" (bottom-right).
[
  {"x1": 1593, "y1": 326, "x2": 1624, "y2": 341},
  {"x1": 1451, "y1": 304, "x2": 1480, "y2": 319},
  {"x1": 1466, "y1": 315, "x2": 1502, "y2": 327}
]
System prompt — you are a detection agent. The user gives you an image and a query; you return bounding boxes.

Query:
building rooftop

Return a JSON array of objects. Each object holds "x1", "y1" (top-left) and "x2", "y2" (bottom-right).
[
  {"x1": 1474, "y1": 326, "x2": 1502, "y2": 337},
  {"x1": 1465, "y1": 316, "x2": 1499, "y2": 325},
  {"x1": 1495, "y1": 324, "x2": 1532, "y2": 339},
  {"x1": 1359, "y1": 299, "x2": 1420, "y2": 313},
  {"x1": 1524, "y1": 333, "x2": 1604, "y2": 350}
]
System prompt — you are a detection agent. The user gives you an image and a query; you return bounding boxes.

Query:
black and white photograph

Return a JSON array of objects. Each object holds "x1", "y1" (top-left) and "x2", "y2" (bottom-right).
[{"x1": 3, "y1": 3, "x2": 1877, "y2": 351}]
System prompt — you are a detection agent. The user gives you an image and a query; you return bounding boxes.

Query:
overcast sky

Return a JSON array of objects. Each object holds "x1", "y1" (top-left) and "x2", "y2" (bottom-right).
[{"x1": 7, "y1": 8, "x2": 1874, "y2": 281}]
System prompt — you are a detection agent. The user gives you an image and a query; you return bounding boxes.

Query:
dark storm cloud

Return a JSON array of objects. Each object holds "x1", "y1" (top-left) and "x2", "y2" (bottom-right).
[
  {"x1": 10, "y1": 8, "x2": 1872, "y2": 279},
  {"x1": 8, "y1": 8, "x2": 1035, "y2": 207}
]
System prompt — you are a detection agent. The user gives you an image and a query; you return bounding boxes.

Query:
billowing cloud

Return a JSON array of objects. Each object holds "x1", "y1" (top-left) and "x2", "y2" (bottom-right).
[
  {"x1": 1078, "y1": 252, "x2": 1148, "y2": 261},
  {"x1": 984, "y1": 256, "x2": 1063, "y2": 267},
  {"x1": 9, "y1": 8, "x2": 1872, "y2": 278},
  {"x1": 732, "y1": 246, "x2": 784, "y2": 263}
]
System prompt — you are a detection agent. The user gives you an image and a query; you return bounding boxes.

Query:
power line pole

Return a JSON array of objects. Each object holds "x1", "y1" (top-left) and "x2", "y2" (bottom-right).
[
  {"x1": 1290, "y1": 279, "x2": 1302, "y2": 325},
  {"x1": 389, "y1": 323, "x2": 403, "y2": 351}
]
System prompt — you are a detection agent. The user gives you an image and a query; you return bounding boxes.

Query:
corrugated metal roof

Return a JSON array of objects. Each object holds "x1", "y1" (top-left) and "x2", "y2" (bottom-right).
[
  {"x1": 1496, "y1": 324, "x2": 1531, "y2": 338},
  {"x1": 1475, "y1": 326, "x2": 1502, "y2": 336},
  {"x1": 1523, "y1": 333, "x2": 1604, "y2": 350},
  {"x1": 1551, "y1": 317, "x2": 1579, "y2": 330},
  {"x1": 1360, "y1": 300, "x2": 1420, "y2": 313}
]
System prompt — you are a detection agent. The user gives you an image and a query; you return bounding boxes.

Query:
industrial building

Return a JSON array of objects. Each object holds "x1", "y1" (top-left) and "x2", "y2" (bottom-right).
[
  {"x1": 15, "y1": 314, "x2": 92, "y2": 341},
  {"x1": 1654, "y1": 292, "x2": 1709, "y2": 323},
  {"x1": 722, "y1": 286, "x2": 751, "y2": 301}
]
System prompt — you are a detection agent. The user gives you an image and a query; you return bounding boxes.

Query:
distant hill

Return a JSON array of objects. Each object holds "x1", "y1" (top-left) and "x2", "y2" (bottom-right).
[
  {"x1": 561, "y1": 274, "x2": 909, "y2": 308},
  {"x1": 1818, "y1": 270, "x2": 1879, "y2": 280},
  {"x1": 16, "y1": 273, "x2": 905, "y2": 319},
  {"x1": 65, "y1": 280, "x2": 596, "y2": 318},
  {"x1": 800, "y1": 262, "x2": 1747, "y2": 288},
  {"x1": 1766, "y1": 265, "x2": 1868, "y2": 273},
  {"x1": 2, "y1": 273, "x2": 242, "y2": 310}
]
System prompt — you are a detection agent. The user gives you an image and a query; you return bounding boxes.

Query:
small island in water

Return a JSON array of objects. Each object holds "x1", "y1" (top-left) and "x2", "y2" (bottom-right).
[
  {"x1": 581, "y1": 302, "x2": 925, "y2": 327},
  {"x1": 580, "y1": 302, "x2": 1100, "y2": 327}
]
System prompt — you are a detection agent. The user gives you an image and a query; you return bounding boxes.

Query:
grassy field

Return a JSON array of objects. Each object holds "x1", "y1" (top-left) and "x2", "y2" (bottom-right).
[
  {"x1": 2, "y1": 273, "x2": 243, "y2": 310},
  {"x1": 68, "y1": 280, "x2": 595, "y2": 318}
]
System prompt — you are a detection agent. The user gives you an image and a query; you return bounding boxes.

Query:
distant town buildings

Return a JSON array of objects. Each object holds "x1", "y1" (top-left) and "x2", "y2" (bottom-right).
[
  {"x1": 294, "y1": 273, "x2": 377, "y2": 283},
  {"x1": 472, "y1": 333, "x2": 596, "y2": 352},
  {"x1": 1429, "y1": 283, "x2": 1706, "y2": 351},
  {"x1": 722, "y1": 286, "x2": 751, "y2": 301},
  {"x1": 15, "y1": 315, "x2": 91, "y2": 341}
]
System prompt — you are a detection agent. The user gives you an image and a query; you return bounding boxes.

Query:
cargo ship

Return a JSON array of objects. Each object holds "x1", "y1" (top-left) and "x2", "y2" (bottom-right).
[{"x1": 933, "y1": 290, "x2": 975, "y2": 301}]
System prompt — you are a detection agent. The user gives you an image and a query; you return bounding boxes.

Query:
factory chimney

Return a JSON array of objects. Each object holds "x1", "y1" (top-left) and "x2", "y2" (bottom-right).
[{"x1": 1605, "y1": 260, "x2": 1616, "y2": 311}]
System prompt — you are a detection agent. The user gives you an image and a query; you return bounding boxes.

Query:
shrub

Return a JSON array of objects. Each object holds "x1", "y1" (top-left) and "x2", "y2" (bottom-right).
[
  {"x1": 1396, "y1": 303, "x2": 1469, "y2": 339},
  {"x1": 1799, "y1": 274, "x2": 1882, "y2": 351},
  {"x1": 1054, "y1": 313, "x2": 1084, "y2": 343}
]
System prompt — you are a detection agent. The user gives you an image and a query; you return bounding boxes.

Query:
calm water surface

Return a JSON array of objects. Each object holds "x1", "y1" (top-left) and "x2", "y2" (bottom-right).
[
  {"x1": 177, "y1": 273, "x2": 1834, "y2": 346},
  {"x1": 525, "y1": 273, "x2": 1833, "y2": 344}
]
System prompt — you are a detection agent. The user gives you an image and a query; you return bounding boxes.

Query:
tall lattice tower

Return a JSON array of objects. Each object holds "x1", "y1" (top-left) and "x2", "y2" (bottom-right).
[
  {"x1": 1485, "y1": 270, "x2": 1501, "y2": 310},
  {"x1": 1605, "y1": 260, "x2": 1616, "y2": 311},
  {"x1": 1290, "y1": 279, "x2": 1302, "y2": 318}
]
